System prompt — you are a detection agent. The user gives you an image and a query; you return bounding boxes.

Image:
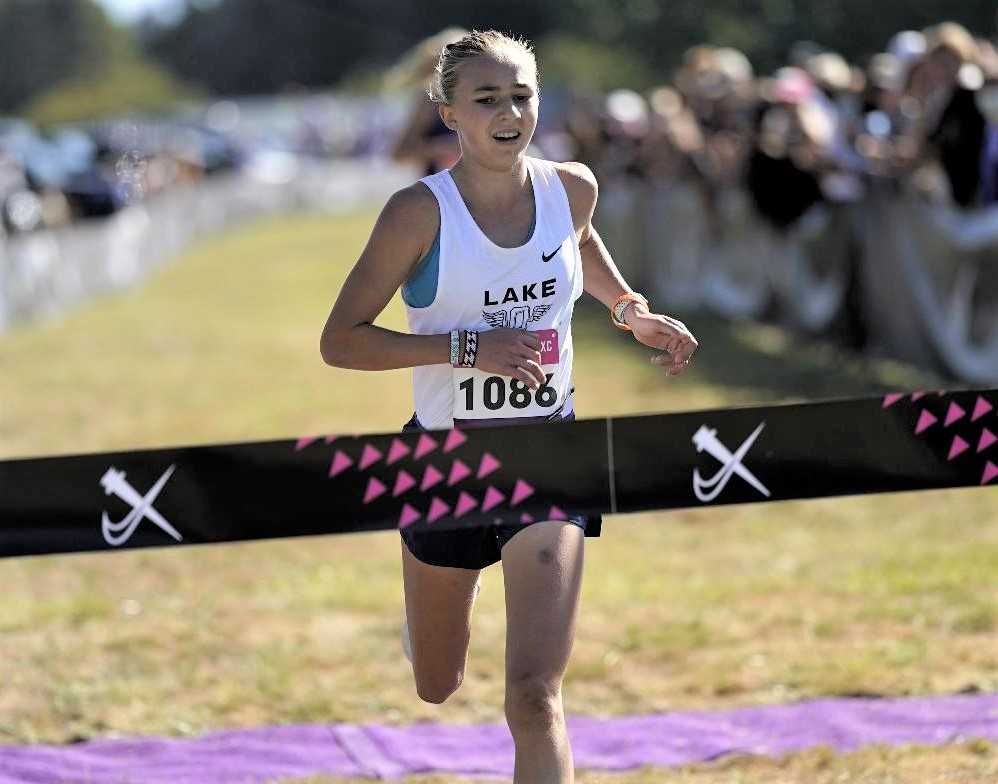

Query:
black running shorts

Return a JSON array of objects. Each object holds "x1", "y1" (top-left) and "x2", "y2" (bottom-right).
[{"x1": 398, "y1": 411, "x2": 602, "y2": 569}]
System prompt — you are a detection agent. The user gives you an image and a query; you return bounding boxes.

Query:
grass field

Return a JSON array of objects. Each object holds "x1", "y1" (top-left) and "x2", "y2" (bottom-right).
[{"x1": 1, "y1": 207, "x2": 996, "y2": 783}]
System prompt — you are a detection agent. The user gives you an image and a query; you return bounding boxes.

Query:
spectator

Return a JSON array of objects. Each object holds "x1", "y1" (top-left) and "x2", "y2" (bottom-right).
[
  {"x1": 746, "y1": 67, "x2": 827, "y2": 229},
  {"x1": 385, "y1": 27, "x2": 466, "y2": 176}
]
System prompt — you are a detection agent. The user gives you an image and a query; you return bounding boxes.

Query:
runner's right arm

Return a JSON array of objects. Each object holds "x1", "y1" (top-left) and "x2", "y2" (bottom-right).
[
  {"x1": 319, "y1": 186, "x2": 544, "y2": 387},
  {"x1": 320, "y1": 184, "x2": 449, "y2": 370}
]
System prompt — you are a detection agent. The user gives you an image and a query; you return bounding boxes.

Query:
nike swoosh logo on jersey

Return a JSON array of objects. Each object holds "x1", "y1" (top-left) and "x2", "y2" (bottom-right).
[{"x1": 541, "y1": 246, "x2": 560, "y2": 262}]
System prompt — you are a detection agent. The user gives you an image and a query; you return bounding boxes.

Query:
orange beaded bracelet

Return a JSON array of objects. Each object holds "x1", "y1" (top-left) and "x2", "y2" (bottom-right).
[{"x1": 610, "y1": 292, "x2": 649, "y2": 331}]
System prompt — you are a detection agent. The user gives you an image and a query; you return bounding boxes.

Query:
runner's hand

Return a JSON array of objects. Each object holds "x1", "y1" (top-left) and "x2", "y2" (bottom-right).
[
  {"x1": 625, "y1": 306, "x2": 698, "y2": 376},
  {"x1": 474, "y1": 329, "x2": 546, "y2": 390}
]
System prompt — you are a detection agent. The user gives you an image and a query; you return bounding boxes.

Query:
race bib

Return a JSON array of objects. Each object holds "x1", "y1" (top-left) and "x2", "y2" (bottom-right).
[{"x1": 452, "y1": 329, "x2": 566, "y2": 419}]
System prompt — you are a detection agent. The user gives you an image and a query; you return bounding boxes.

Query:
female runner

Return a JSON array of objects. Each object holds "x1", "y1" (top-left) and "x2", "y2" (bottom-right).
[{"x1": 320, "y1": 30, "x2": 698, "y2": 784}]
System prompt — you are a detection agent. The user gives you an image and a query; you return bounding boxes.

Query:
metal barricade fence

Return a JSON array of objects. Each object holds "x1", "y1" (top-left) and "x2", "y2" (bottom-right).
[
  {"x1": 859, "y1": 183, "x2": 998, "y2": 383},
  {"x1": 599, "y1": 176, "x2": 998, "y2": 383},
  {"x1": 0, "y1": 158, "x2": 415, "y2": 333}
]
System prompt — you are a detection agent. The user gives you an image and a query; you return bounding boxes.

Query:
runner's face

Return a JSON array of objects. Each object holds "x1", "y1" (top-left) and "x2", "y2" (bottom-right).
[{"x1": 442, "y1": 55, "x2": 538, "y2": 164}]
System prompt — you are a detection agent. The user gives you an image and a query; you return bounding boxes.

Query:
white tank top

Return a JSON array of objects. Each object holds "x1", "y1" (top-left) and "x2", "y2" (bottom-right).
[{"x1": 404, "y1": 157, "x2": 583, "y2": 430}]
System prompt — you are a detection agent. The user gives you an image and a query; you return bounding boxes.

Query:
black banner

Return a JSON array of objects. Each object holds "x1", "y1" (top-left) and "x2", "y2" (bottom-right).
[{"x1": 1, "y1": 389, "x2": 995, "y2": 559}]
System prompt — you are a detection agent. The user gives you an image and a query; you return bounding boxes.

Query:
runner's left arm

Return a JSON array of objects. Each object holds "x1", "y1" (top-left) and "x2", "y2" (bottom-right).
[{"x1": 555, "y1": 161, "x2": 698, "y2": 375}]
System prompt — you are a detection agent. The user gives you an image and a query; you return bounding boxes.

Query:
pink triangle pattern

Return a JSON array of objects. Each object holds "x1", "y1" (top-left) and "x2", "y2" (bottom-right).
[
  {"x1": 510, "y1": 479, "x2": 535, "y2": 507},
  {"x1": 420, "y1": 464, "x2": 444, "y2": 492},
  {"x1": 972, "y1": 396, "x2": 993, "y2": 422},
  {"x1": 910, "y1": 391, "x2": 925, "y2": 401},
  {"x1": 454, "y1": 491, "x2": 478, "y2": 518},
  {"x1": 427, "y1": 497, "x2": 451, "y2": 523},
  {"x1": 414, "y1": 434, "x2": 439, "y2": 460},
  {"x1": 447, "y1": 459, "x2": 472, "y2": 487},
  {"x1": 948, "y1": 436, "x2": 969, "y2": 461},
  {"x1": 359, "y1": 443, "x2": 383, "y2": 470},
  {"x1": 944, "y1": 401, "x2": 966, "y2": 427},
  {"x1": 977, "y1": 428, "x2": 996, "y2": 454},
  {"x1": 386, "y1": 438, "x2": 412, "y2": 466},
  {"x1": 363, "y1": 476, "x2": 387, "y2": 504},
  {"x1": 482, "y1": 486, "x2": 506, "y2": 512},
  {"x1": 444, "y1": 429, "x2": 468, "y2": 453},
  {"x1": 548, "y1": 505, "x2": 568, "y2": 521},
  {"x1": 520, "y1": 513, "x2": 535, "y2": 524},
  {"x1": 982, "y1": 461, "x2": 998, "y2": 486},
  {"x1": 477, "y1": 452, "x2": 501, "y2": 479},
  {"x1": 398, "y1": 503, "x2": 421, "y2": 528},
  {"x1": 393, "y1": 470, "x2": 416, "y2": 497},
  {"x1": 882, "y1": 393, "x2": 904, "y2": 408},
  {"x1": 295, "y1": 436, "x2": 319, "y2": 451},
  {"x1": 914, "y1": 409, "x2": 937, "y2": 435},
  {"x1": 324, "y1": 434, "x2": 340, "y2": 443},
  {"x1": 329, "y1": 450, "x2": 354, "y2": 478}
]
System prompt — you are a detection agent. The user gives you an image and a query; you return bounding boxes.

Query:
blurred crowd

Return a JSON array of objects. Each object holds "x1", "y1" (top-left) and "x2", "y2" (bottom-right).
[{"x1": 554, "y1": 22, "x2": 998, "y2": 230}]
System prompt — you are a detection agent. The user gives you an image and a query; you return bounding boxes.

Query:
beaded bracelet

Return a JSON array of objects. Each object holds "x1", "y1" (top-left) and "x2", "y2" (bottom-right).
[
  {"x1": 449, "y1": 329, "x2": 460, "y2": 366},
  {"x1": 611, "y1": 292, "x2": 649, "y2": 332},
  {"x1": 460, "y1": 330, "x2": 478, "y2": 368}
]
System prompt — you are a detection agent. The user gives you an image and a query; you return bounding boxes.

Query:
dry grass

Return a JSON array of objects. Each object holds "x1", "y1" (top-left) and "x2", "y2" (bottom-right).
[{"x1": 293, "y1": 740, "x2": 998, "y2": 783}]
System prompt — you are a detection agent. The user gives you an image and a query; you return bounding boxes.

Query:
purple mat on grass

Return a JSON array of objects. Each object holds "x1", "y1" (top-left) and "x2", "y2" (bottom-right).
[{"x1": 1, "y1": 694, "x2": 996, "y2": 783}]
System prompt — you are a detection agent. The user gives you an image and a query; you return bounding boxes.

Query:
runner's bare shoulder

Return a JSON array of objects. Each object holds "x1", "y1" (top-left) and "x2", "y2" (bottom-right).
[
  {"x1": 552, "y1": 161, "x2": 598, "y2": 236},
  {"x1": 368, "y1": 181, "x2": 441, "y2": 280}
]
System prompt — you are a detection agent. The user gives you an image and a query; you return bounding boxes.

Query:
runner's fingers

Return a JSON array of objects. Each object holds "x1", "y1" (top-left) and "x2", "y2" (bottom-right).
[
  {"x1": 520, "y1": 332, "x2": 542, "y2": 351},
  {"x1": 515, "y1": 348, "x2": 544, "y2": 366},
  {"x1": 667, "y1": 351, "x2": 695, "y2": 373},
  {"x1": 664, "y1": 332, "x2": 697, "y2": 358},
  {"x1": 670, "y1": 352, "x2": 694, "y2": 374},
  {"x1": 519, "y1": 359, "x2": 546, "y2": 387},
  {"x1": 654, "y1": 331, "x2": 682, "y2": 355},
  {"x1": 511, "y1": 367, "x2": 541, "y2": 390}
]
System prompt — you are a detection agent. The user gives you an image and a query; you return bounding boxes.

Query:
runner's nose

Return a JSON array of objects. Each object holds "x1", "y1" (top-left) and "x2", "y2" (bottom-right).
[{"x1": 498, "y1": 98, "x2": 521, "y2": 121}]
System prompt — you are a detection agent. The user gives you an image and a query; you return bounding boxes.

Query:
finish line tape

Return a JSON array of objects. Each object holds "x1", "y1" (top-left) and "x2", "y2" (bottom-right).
[{"x1": 1, "y1": 388, "x2": 995, "y2": 559}]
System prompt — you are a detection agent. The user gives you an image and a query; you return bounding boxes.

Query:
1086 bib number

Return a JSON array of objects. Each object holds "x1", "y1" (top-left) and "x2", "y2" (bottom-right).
[{"x1": 458, "y1": 373, "x2": 557, "y2": 411}]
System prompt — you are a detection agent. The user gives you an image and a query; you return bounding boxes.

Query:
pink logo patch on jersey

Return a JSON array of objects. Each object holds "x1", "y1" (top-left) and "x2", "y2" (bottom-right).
[{"x1": 532, "y1": 329, "x2": 559, "y2": 364}]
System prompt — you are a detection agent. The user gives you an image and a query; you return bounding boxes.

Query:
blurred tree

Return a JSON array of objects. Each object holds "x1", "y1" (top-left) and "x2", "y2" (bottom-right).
[
  {"x1": 138, "y1": 0, "x2": 998, "y2": 97},
  {"x1": 547, "y1": 0, "x2": 997, "y2": 80},
  {"x1": 24, "y1": 59, "x2": 200, "y2": 127},
  {"x1": 537, "y1": 32, "x2": 657, "y2": 92},
  {"x1": 0, "y1": 0, "x2": 110, "y2": 113},
  {"x1": 141, "y1": 0, "x2": 402, "y2": 95},
  {"x1": 0, "y1": 0, "x2": 195, "y2": 122},
  {"x1": 5, "y1": 0, "x2": 997, "y2": 114},
  {"x1": 140, "y1": 0, "x2": 560, "y2": 96}
]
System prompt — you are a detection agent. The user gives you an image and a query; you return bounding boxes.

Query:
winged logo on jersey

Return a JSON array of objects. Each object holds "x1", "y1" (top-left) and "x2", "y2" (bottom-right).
[{"x1": 482, "y1": 303, "x2": 552, "y2": 329}]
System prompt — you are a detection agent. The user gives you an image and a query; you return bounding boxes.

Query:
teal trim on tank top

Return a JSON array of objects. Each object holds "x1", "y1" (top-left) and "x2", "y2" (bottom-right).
[
  {"x1": 401, "y1": 229, "x2": 440, "y2": 308},
  {"x1": 401, "y1": 212, "x2": 536, "y2": 309}
]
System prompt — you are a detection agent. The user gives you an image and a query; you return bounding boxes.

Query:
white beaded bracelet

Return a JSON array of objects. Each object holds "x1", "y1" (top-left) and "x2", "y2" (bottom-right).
[{"x1": 449, "y1": 329, "x2": 460, "y2": 367}]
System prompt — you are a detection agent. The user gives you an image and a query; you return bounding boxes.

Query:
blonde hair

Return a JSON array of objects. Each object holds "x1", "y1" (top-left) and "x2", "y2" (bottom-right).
[{"x1": 428, "y1": 29, "x2": 538, "y2": 105}]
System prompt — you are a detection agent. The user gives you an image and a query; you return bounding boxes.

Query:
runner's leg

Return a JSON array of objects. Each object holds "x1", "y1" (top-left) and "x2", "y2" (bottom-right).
[
  {"x1": 501, "y1": 520, "x2": 585, "y2": 783},
  {"x1": 401, "y1": 539, "x2": 482, "y2": 703}
]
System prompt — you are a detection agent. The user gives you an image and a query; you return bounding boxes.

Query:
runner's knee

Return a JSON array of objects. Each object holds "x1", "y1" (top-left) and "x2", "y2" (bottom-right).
[
  {"x1": 414, "y1": 669, "x2": 464, "y2": 705},
  {"x1": 504, "y1": 672, "x2": 563, "y2": 732}
]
